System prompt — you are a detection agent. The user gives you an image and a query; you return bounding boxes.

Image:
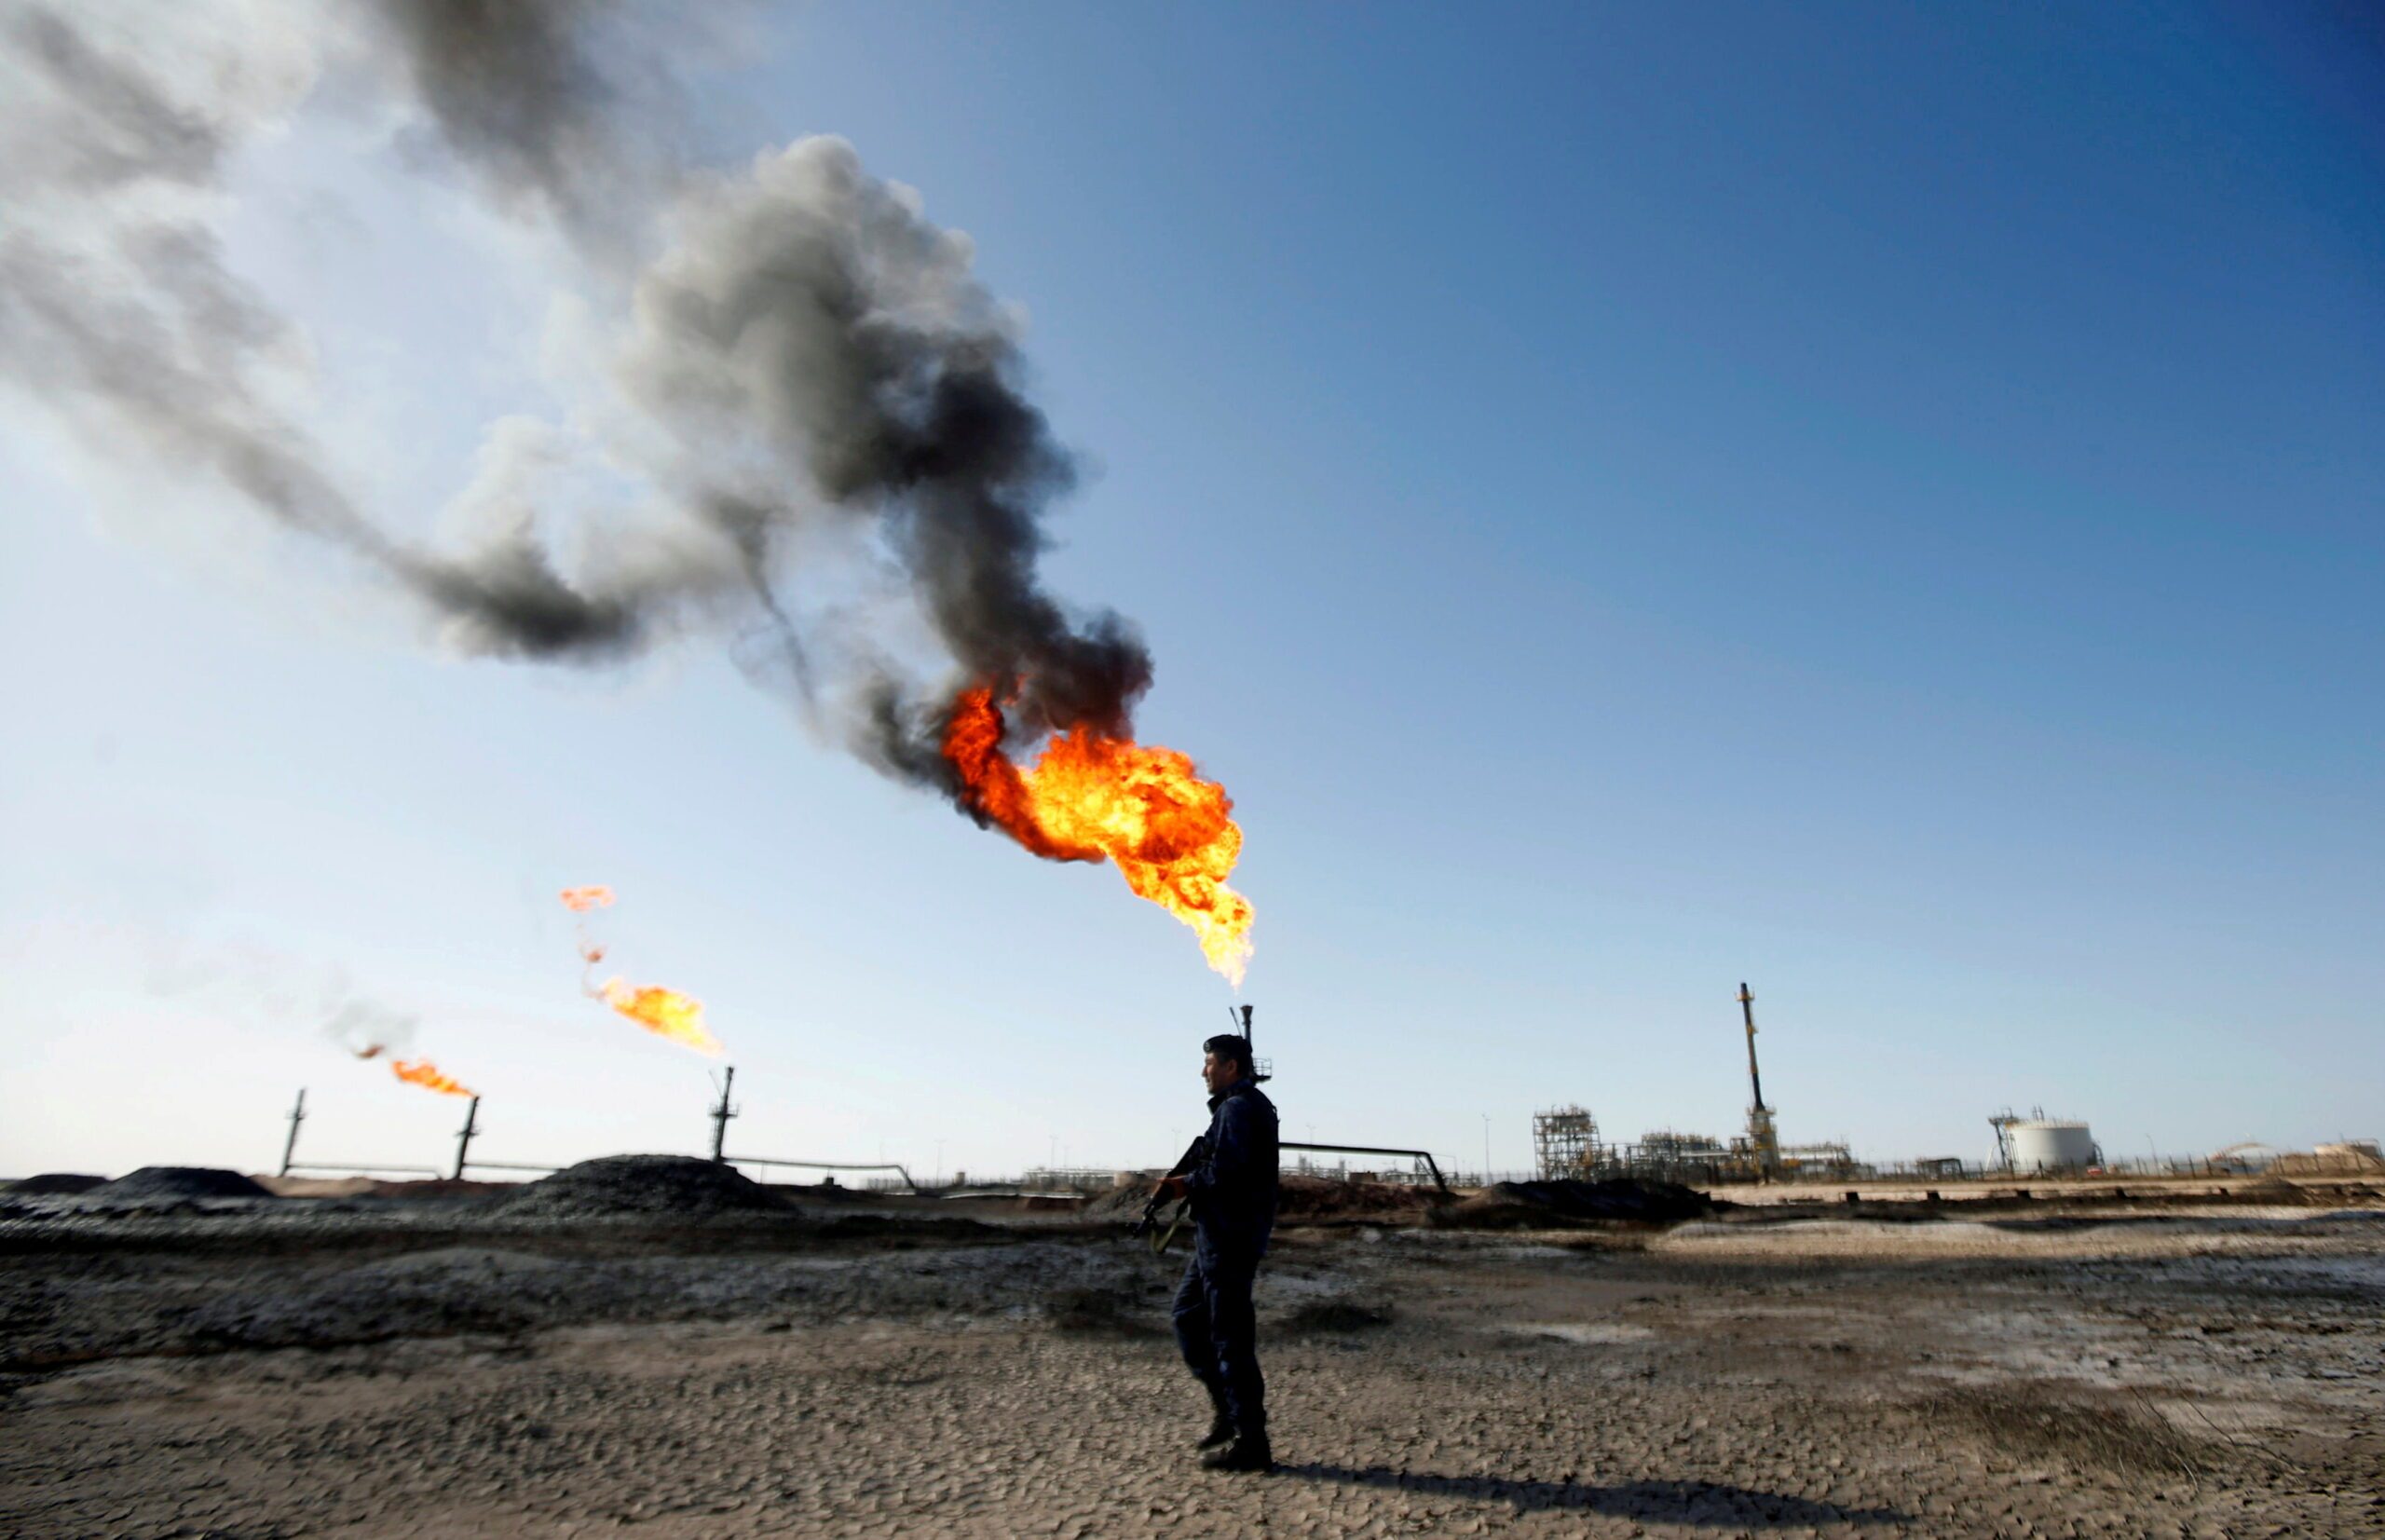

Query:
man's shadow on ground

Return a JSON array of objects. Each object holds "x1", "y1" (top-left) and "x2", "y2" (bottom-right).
[{"x1": 1276, "y1": 1465, "x2": 1907, "y2": 1527}]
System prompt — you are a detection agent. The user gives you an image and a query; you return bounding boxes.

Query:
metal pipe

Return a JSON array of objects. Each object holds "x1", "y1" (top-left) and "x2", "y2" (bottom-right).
[
  {"x1": 279, "y1": 1087, "x2": 307, "y2": 1178},
  {"x1": 282, "y1": 1162, "x2": 444, "y2": 1176},
  {"x1": 452, "y1": 1095, "x2": 481, "y2": 1181},
  {"x1": 1279, "y1": 1140, "x2": 1450, "y2": 1192},
  {"x1": 722, "y1": 1154, "x2": 920, "y2": 1193}
]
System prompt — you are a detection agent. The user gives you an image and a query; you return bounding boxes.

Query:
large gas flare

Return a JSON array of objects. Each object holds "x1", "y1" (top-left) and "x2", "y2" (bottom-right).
[
  {"x1": 943, "y1": 687, "x2": 1254, "y2": 985},
  {"x1": 391, "y1": 1058, "x2": 473, "y2": 1097},
  {"x1": 598, "y1": 978, "x2": 721, "y2": 1056}
]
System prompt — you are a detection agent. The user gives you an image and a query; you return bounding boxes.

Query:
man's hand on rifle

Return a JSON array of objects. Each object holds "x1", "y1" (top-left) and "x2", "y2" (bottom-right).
[{"x1": 1154, "y1": 1175, "x2": 1189, "y2": 1201}]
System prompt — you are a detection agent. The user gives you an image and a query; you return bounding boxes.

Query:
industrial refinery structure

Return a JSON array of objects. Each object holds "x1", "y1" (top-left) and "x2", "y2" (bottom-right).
[
  {"x1": 1991, "y1": 1110, "x2": 2101, "y2": 1174},
  {"x1": 258, "y1": 978, "x2": 2370, "y2": 1194},
  {"x1": 1533, "y1": 984, "x2": 2103, "y2": 1185}
]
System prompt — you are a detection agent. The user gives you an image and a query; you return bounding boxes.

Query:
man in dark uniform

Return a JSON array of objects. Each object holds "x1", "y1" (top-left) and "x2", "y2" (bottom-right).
[{"x1": 1154, "y1": 1032, "x2": 1279, "y2": 1473}]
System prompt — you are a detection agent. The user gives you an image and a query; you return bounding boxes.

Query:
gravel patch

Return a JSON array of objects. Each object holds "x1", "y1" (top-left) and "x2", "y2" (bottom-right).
[
  {"x1": 5, "y1": 1175, "x2": 107, "y2": 1196},
  {"x1": 2, "y1": 1187, "x2": 2378, "y2": 1536},
  {"x1": 1437, "y1": 1179, "x2": 1717, "y2": 1228}
]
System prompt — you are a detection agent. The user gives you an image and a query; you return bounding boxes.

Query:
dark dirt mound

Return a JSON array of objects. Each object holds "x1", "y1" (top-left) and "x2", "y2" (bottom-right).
[
  {"x1": 2236, "y1": 1176, "x2": 2355, "y2": 1208},
  {"x1": 492, "y1": 1155, "x2": 791, "y2": 1220},
  {"x1": 813, "y1": 1214, "x2": 1003, "y2": 1245},
  {"x1": 7, "y1": 1173, "x2": 108, "y2": 1195},
  {"x1": 1085, "y1": 1181, "x2": 1164, "y2": 1219},
  {"x1": 1283, "y1": 1298, "x2": 1394, "y2": 1334},
  {"x1": 1044, "y1": 1283, "x2": 1160, "y2": 1337},
  {"x1": 96, "y1": 1167, "x2": 273, "y2": 1201},
  {"x1": 772, "y1": 1179, "x2": 876, "y2": 1203},
  {"x1": 255, "y1": 1175, "x2": 517, "y2": 1200},
  {"x1": 1276, "y1": 1175, "x2": 1440, "y2": 1220},
  {"x1": 1434, "y1": 1178, "x2": 1717, "y2": 1229},
  {"x1": 185, "y1": 1248, "x2": 572, "y2": 1351},
  {"x1": 1092, "y1": 1173, "x2": 1440, "y2": 1224}
]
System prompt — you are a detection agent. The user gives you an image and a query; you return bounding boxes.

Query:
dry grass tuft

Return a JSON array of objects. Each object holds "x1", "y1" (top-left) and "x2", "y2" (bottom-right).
[{"x1": 1923, "y1": 1386, "x2": 2222, "y2": 1482}]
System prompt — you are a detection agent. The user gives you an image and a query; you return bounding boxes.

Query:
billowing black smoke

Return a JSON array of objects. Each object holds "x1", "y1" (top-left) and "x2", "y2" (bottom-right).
[
  {"x1": 365, "y1": 0, "x2": 680, "y2": 256},
  {"x1": 0, "y1": 0, "x2": 1152, "y2": 787},
  {"x1": 602, "y1": 136, "x2": 1153, "y2": 773}
]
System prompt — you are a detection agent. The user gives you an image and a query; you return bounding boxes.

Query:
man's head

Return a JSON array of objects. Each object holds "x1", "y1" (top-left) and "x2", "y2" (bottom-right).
[{"x1": 1202, "y1": 1033, "x2": 1253, "y2": 1095}]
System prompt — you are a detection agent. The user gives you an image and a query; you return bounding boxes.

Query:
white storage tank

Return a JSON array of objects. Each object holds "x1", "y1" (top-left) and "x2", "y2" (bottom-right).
[{"x1": 2009, "y1": 1120, "x2": 2097, "y2": 1173}]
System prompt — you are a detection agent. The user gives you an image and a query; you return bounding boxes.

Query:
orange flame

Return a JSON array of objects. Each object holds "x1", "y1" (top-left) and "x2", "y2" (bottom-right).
[
  {"x1": 391, "y1": 1057, "x2": 474, "y2": 1097},
  {"x1": 599, "y1": 977, "x2": 721, "y2": 1056},
  {"x1": 942, "y1": 686, "x2": 1254, "y2": 985},
  {"x1": 560, "y1": 885, "x2": 616, "y2": 912}
]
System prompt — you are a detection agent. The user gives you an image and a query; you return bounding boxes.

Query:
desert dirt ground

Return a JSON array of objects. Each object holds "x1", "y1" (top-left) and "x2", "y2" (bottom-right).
[{"x1": 4, "y1": 1200, "x2": 2382, "y2": 1538}]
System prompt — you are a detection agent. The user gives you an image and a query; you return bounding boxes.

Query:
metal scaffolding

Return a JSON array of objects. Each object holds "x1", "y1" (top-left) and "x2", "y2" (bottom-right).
[
  {"x1": 1778, "y1": 1141, "x2": 1860, "y2": 1178},
  {"x1": 1533, "y1": 1106, "x2": 1602, "y2": 1179}
]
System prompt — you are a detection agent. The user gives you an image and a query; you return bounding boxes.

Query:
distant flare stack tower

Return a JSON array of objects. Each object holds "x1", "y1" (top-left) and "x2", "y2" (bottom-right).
[{"x1": 1739, "y1": 982, "x2": 1782, "y2": 1179}]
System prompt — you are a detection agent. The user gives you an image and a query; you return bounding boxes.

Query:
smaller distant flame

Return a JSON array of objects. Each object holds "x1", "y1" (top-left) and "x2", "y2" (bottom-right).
[
  {"x1": 565, "y1": 887, "x2": 613, "y2": 983},
  {"x1": 391, "y1": 1057, "x2": 473, "y2": 1097},
  {"x1": 599, "y1": 977, "x2": 720, "y2": 1056}
]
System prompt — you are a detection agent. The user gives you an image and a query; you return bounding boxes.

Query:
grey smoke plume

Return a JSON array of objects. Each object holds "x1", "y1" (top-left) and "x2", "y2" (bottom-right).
[
  {"x1": 609, "y1": 137, "x2": 1152, "y2": 770},
  {"x1": 364, "y1": 0, "x2": 686, "y2": 260},
  {"x1": 323, "y1": 998, "x2": 421, "y2": 1060},
  {"x1": 1, "y1": 0, "x2": 1152, "y2": 787},
  {"x1": 142, "y1": 938, "x2": 418, "y2": 1057},
  {"x1": 370, "y1": 0, "x2": 1151, "y2": 773},
  {"x1": 0, "y1": 1, "x2": 643, "y2": 661},
  {"x1": 372, "y1": 0, "x2": 623, "y2": 218}
]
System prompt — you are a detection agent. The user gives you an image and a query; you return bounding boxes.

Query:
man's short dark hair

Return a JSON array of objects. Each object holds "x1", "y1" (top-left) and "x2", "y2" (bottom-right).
[{"x1": 1204, "y1": 1034, "x2": 1252, "y2": 1074}]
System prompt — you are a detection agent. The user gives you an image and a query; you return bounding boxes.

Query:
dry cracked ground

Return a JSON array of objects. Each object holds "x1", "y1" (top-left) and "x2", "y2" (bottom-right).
[{"x1": 4, "y1": 1202, "x2": 2381, "y2": 1538}]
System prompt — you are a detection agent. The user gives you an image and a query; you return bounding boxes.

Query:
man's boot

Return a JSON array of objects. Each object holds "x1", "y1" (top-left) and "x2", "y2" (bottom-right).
[
  {"x1": 1196, "y1": 1387, "x2": 1234, "y2": 1451},
  {"x1": 1200, "y1": 1428, "x2": 1274, "y2": 1474}
]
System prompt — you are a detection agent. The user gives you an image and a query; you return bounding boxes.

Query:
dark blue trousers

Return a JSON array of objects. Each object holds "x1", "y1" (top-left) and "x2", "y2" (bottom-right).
[{"x1": 1173, "y1": 1250, "x2": 1266, "y2": 1435}]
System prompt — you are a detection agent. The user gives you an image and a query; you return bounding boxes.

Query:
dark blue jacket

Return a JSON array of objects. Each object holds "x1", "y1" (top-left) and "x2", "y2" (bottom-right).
[{"x1": 1186, "y1": 1076, "x2": 1278, "y2": 1261}]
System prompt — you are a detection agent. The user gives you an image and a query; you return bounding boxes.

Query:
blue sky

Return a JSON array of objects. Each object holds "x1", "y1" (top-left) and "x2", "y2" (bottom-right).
[{"x1": 4, "y1": 3, "x2": 2378, "y2": 1180}]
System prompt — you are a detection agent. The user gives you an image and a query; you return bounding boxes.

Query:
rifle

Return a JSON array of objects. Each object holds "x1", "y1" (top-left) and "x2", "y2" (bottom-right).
[{"x1": 1130, "y1": 1134, "x2": 1206, "y2": 1255}]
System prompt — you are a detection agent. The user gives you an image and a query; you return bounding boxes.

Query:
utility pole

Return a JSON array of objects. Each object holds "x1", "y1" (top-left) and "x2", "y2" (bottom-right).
[
  {"x1": 452, "y1": 1095, "x2": 481, "y2": 1181},
  {"x1": 709, "y1": 1067, "x2": 739, "y2": 1162},
  {"x1": 279, "y1": 1088, "x2": 307, "y2": 1178}
]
